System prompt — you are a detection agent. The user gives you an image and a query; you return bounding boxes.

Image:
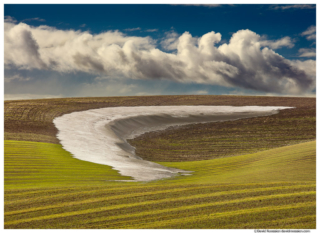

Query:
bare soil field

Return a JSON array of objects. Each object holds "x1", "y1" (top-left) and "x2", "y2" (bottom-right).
[{"x1": 5, "y1": 95, "x2": 315, "y2": 162}]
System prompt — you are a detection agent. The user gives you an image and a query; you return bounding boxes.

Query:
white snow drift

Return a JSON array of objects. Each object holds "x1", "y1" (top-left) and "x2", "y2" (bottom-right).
[{"x1": 53, "y1": 106, "x2": 293, "y2": 181}]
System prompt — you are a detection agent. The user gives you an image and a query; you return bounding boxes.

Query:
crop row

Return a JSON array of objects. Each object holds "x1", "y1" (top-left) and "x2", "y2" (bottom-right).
[{"x1": 5, "y1": 181, "x2": 315, "y2": 229}]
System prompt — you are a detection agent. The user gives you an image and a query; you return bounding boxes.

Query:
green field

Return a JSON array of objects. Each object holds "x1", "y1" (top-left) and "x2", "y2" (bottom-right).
[
  {"x1": 4, "y1": 140, "x2": 315, "y2": 229},
  {"x1": 4, "y1": 95, "x2": 316, "y2": 229}
]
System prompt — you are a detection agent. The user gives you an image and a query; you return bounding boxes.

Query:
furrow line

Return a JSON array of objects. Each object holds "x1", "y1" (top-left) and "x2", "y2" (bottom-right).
[
  {"x1": 4, "y1": 188, "x2": 315, "y2": 224},
  {"x1": 224, "y1": 215, "x2": 316, "y2": 229},
  {"x1": 5, "y1": 181, "x2": 301, "y2": 197},
  {"x1": 5, "y1": 185, "x2": 216, "y2": 206},
  {"x1": 83, "y1": 191, "x2": 315, "y2": 228},
  {"x1": 131, "y1": 202, "x2": 316, "y2": 229}
]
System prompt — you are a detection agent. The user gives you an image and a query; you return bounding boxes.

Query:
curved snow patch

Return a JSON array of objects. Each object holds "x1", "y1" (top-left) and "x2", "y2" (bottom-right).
[{"x1": 53, "y1": 106, "x2": 293, "y2": 182}]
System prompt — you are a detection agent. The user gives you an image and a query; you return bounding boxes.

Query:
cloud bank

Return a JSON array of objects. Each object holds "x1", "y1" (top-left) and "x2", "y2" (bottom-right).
[{"x1": 4, "y1": 21, "x2": 316, "y2": 95}]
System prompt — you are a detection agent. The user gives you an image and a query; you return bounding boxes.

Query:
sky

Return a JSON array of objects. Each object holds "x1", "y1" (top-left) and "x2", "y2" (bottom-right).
[{"x1": 3, "y1": 3, "x2": 317, "y2": 100}]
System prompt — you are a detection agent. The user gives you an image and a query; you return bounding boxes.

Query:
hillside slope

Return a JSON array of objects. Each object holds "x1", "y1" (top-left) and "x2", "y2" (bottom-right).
[
  {"x1": 4, "y1": 140, "x2": 316, "y2": 229},
  {"x1": 4, "y1": 95, "x2": 316, "y2": 229}
]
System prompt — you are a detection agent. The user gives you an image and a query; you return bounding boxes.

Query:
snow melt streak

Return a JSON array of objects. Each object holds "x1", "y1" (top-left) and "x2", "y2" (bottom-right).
[{"x1": 53, "y1": 106, "x2": 292, "y2": 181}]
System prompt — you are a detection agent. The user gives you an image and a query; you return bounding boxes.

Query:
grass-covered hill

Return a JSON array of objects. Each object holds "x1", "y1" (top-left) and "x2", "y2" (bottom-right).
[{"x1": 4, "y1": 95, "x2": 316, "y2": 229}]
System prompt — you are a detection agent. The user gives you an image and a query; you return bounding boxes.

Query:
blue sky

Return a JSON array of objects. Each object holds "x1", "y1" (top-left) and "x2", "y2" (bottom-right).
[{"x1": 4, "y1": 4, "x2": 317, "y2": 99}]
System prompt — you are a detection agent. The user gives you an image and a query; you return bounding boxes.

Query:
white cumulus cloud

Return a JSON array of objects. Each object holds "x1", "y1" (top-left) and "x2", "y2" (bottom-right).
[
  {"x1": 4, "y1": 16, "x2": 17, "y2": 23},
  {"x1": 4, "y1": 21, "x2": 316, "y2": 95},
  {"x1": 260, "y1": 36, "x2": 294, "y2": 49},
  {"x1": 298, "y1": 48, "x2": 316, "y2": 57},
  {"x1": 301, "y1": 25, "x2": 316, "y2": 40}
]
